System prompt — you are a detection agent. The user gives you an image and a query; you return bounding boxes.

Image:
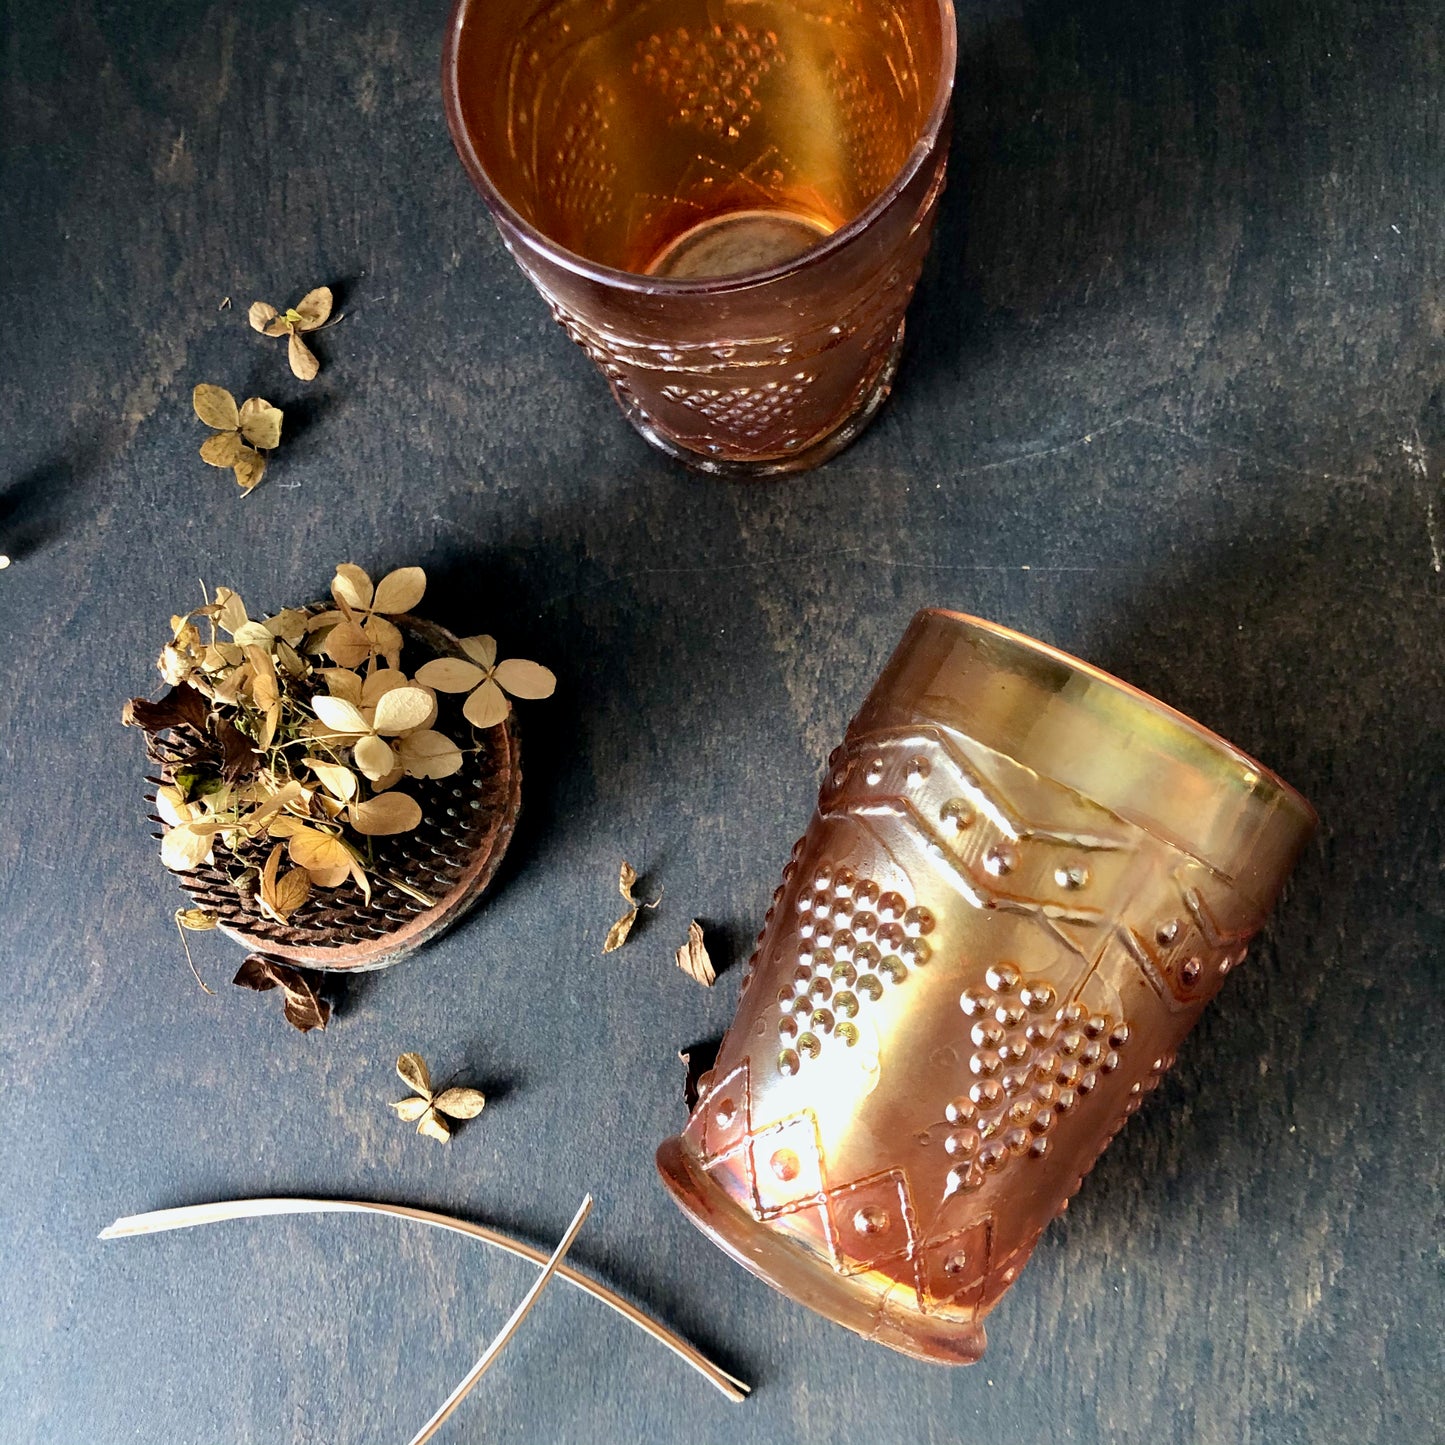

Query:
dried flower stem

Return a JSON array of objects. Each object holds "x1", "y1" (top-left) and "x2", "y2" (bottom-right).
[
  {"x1": 99, "y1": 1195, "x2": 749, "y2": 1402},
  {"x1": 406, "y1": 1194, "x2": 592, "y2": 1445}
]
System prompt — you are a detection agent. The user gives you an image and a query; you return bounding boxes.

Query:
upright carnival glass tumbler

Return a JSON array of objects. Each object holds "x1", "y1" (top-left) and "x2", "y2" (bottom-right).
[
  {"x1": 443, "y1": 0, "x2": 956, "y2": 475},
  {"x1": 657, "y1": 610, "x2": 1317, "y2": 1363}
]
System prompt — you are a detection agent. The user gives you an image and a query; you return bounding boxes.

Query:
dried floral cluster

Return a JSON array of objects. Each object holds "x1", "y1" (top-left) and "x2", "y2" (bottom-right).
[{"x1": 125, "y1": 563, "x2": 555, "y2": 920}]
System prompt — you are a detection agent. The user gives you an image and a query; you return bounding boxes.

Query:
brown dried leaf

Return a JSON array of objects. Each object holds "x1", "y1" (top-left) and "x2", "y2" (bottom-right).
[
  {"x1": 275, "y1": 867, "x2": 310, "y2": 917},
  {"x1": 248, "y1": 300, "x2": 278, "y2": 332},
  {"x1": 675, "y1": 920, "x2": 716, "y2": 987},
  {"x1": 603, "y1": 861, "x2": 661, "y2": 954},
  {"x1": 123, "y1": 681, "x2": 209, "y2": 736},
  {"x1": 258, "y1": 844, "x2": 310, "y2": 922},
  {"x1": 237, "y1": 397, "x2": 283, "y2": 450},
  {"x1": 396, "y1": 1052, "x2": 432, "y2": 1096},
  {"x1": 603, "y1": 906, "x2": 638, "y2": 955},
  {"x1": 433, "y1": 1087, "x2": 486, "y2": 1120},
  {"x1": 390, "y1": 1096, "x2": 431, "y2": 1121},
  {"x1": 215, "y1": 716, "x2": 259, "y2": 782},
  {"x1": 232, "y1": 955, "x2": 330, "y2": 1033},
  {"x1": 287, "y1": 330, "x2": 319, "y2": 381},
  {"x1": 349, "y1": 791, "x2": 422, "y2": 836},
  {"x1": 193, "y1": 384, "x2": 239, "y2": 430}
]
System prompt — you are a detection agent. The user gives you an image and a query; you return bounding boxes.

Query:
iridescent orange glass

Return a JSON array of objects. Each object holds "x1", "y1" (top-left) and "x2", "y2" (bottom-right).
[
  {"x1": 657, "y1": 610, "x2": 1316, "y2": 1363},
  {"x1": 442, "y1": 0, "x2": 956, "y2": 475}
]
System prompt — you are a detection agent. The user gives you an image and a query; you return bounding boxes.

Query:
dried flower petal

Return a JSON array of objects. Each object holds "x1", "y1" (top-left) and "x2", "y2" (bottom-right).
[
  {"x1": 332, "y1": 564, "x2": 374, "y2": 611},
  {"x1": 349, "y1": 791, "x2": 423, "y2": 836},
  {"x1": 312, "y1": 694, "x2": 369, "y2": 734},
  {"x1": 287, "y1": 826, "x2": 354, "y2": 887},
  {"x1": 161, "y1": 822, "x2": 213, "y2": 872},
  {"x1": 390, "y1": 1096, "x2": 431, "y2": 1121},
  {"x1": 175, "y1": 908, "x2": 218, "y2": 932},
  {"x1": 292, "y1": 286, "x2": 333, "y2": 330},
  {"x1": 433, "y1": 1087, "x2": 486, "y2": 1120},
  {"x1": 462, "y1": 678, "x2": 510, "y2": 729},
  {"x1": 238, "y1": 397, "x2": 283, "y2": 451},
  {"x1": 353, "y1": 732, "x2": 398, "y2": 781},
  {"x1": 603, "y1": 908, "x2": 639, "y2": 954},
  {"x1": 675, "y1": 920, "x2": 716, "y2": 987},
  {"x1": 603, "y1": 861, "x2": 661, "y2": 954},
  {"x1": 322, "y1": 619, "x2": 373, "y2": 668},
  {"x1": 305, "y1": 758, "x2": 358, "y2": 801},
  {"x1": 371, "y1": 686, "x2": 433, "y2": 736},
  {"x1": 460, "y1": 635, "x2": 498, "y2": 668},
  {"x1": 371, "y1": 566, "x2": 426, "y2": 615},
  {"x1": 493, "y1": 658, "x2": 557, "y2": 700},
  {"x1": 397, "y1": 1052, "x2": 433, "y2": 1096},
  {"x1": 193, "y1": 384, "x2": 239, "y2": 431},
  {"x1": 395, "y1": 729, "x2": 463, "y2": 779},
  {"x1": 414, "y1": 657, "x2": 486, "y2": 693},
  {"x1": 287, "y1": 330, "x2": 319, "y2": 381},
  {"x1": 322, "y1": 668, "x2": 365, "y2": 705},
  {"x1": 417, "y1": 1109, "x2": 452, "y2": 1143},
  {"x1": 361, "y1": 669, "x2": 410, "y2": 706},
  {"x1": 199, "y1": 431, "x2": 246, "y2": 468},
  {"x1": 232, "y1": 449, "x2": 266, "y2": 493}
]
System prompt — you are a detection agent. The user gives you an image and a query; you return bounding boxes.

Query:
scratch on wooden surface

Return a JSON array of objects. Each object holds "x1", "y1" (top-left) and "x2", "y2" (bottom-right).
[
  {"x1": 535, "y1": 551, "x2": 1097, "y2": 611},
  {"x1": 1402, "y1": 435, "x2": 1442, "y2": 571}
]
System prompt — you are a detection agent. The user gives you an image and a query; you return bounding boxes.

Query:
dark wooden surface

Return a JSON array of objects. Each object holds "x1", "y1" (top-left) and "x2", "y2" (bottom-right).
[{"x1": 1, "y1": 1, "x2": 1441, "y2": 1441}]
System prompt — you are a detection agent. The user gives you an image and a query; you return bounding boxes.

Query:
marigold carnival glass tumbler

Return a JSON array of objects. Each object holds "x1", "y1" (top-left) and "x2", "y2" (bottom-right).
[
  {"x1": 442, "y1": 0, "x2": 956, "y2": 475},
  {"x1": 657, "y1": 610, "x2": 1316, "y2": 1362}
]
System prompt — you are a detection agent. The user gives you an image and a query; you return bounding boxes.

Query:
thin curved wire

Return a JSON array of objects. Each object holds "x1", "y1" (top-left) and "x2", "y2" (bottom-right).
[
  {"x1": 100, "y1": 1195, "x2": 749, "y2": 1402},
  {"x1": 407, "y1": 1194, "x2": 592, "y2": 1445}
]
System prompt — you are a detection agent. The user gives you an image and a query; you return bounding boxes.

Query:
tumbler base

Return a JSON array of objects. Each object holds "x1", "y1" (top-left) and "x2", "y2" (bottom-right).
[
  {"x1": 616, "y1": 324, "x2": 905, "y2": 478},
  {"x1": 656, "y1": 1133, "x2": 988, "y2": 1366}
]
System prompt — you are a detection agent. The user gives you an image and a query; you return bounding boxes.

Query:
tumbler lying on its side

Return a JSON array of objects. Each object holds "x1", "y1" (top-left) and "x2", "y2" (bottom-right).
[{"x1": 658, "y1": 609, "x2": 1316, "y2": 1363}]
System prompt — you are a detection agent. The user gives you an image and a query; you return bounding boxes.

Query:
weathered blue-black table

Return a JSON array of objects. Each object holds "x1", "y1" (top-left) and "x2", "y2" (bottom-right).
[{"x1": 1, "y1": 2, "x2": 1440, "y2": 1441}]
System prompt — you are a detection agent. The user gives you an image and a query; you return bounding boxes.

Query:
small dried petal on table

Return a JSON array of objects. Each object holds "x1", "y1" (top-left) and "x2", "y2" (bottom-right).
[
  {"x1": 396, "y1": 1052, "x2": 433, "y2": 1096},
  {"x1": 675, "y1": 920, "x2": 716, "y2": 987}
]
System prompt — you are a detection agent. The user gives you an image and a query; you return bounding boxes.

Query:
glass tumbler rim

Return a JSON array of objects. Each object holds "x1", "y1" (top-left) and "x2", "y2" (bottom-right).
[
  {"x1": 911, "y1": 607, "x2": 1319, "y2": 835},
  {"x1": 441, "y1": 0, "x2": 958, "y2": 296}
]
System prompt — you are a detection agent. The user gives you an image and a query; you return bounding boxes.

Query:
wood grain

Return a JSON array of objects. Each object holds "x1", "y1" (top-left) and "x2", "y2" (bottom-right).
[{"x1": 0, "y1": 0, "x2": 1440, "y2": 1442}]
